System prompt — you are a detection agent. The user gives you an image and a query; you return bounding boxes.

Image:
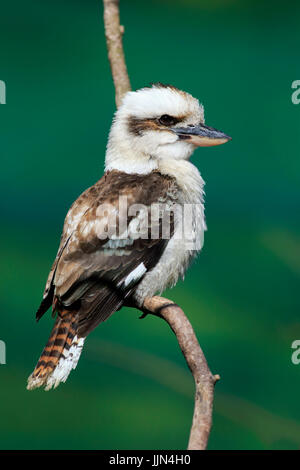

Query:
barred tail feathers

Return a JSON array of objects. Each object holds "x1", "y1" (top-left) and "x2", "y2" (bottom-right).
[{"x1": 27, "y1": 310, "x2": 85, "y2": 391}]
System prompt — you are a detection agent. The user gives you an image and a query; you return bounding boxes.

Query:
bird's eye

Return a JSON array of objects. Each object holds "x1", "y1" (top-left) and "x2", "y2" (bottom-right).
[{"x1": 159, "y1": 114, "x2": 177, "y2": 126}]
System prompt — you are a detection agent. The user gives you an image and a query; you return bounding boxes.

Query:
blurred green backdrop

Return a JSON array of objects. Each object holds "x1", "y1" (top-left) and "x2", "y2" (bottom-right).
[{"x1": 0, "y1": 0, "x2": 300, "y2": 450}]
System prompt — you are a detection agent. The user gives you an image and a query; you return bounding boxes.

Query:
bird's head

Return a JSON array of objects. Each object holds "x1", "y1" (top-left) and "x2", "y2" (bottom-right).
[{"x1": 105, "y1": 83, "x2": 231, "y2": 174}]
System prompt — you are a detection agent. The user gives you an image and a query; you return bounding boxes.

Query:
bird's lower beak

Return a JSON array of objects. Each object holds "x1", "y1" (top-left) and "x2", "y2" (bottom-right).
[{"x1": 172, "y1": 123, "x2": 232, "y2": 147}]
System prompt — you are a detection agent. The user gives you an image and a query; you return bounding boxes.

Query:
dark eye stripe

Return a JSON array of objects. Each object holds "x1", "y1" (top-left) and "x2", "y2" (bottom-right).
[{"x1": 128, "y1": 114, "x2": 185, "y2": 136}]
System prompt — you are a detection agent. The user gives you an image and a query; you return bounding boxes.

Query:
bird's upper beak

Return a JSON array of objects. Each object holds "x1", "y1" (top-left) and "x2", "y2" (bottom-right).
[{"x1": 172, "y1": 123, "x2": 232, "y2": 147}]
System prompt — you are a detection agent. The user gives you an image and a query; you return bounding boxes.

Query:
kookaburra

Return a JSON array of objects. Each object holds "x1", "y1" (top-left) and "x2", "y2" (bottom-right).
[{"x1": 27, "y1": 83, "x2": 231, "y2": 391}]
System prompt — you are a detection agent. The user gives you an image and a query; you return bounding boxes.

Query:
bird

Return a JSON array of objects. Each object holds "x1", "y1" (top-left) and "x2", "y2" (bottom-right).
[{"x1": 27, "y1": 83, "x2": 231, "y2": 391}]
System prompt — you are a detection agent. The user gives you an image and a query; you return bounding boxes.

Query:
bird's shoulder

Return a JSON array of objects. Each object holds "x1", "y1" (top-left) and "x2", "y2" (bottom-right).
[
  {"x1": 64, "y1": 169, "x2": 177, "y2": 232},
  {"x1": 61, "y1": 170, "x2": 177, "y2": 243}
]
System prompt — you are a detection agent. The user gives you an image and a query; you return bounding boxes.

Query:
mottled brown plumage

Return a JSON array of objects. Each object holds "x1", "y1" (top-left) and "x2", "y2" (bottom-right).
[
  {"x1": 28, "y1": 170, "x2": 177, "y2": 389},
  {"x1": 41, "y1": 170, "x2": 177, "y2": 309}
]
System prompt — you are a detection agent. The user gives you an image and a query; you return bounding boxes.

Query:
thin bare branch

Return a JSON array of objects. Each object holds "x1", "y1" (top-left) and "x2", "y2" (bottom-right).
[
  {"x1": 142, "y1": 296, "x2": 219, "y2": 450},
  {"x1": 103, "y1": 0, "x2": 131, "y2": 107},
  {"x1": 103, "y1": 0, "x2": 218, "y2": 450}
]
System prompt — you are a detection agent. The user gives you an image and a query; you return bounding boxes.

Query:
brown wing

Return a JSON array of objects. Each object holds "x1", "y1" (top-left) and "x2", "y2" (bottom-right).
[
  {"x1": 36, "y1": 183, "x2": 93, "y2": 320},
  {"x1": 36, "y1": 170, "x2": 177, "y2": 337}
]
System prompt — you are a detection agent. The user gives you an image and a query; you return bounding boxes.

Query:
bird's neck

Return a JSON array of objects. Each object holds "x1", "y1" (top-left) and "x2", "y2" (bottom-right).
[
  {"x1": 105, "y1": 135, "x2": 204, "y2": 203},
  {"x1": 105, "y1": 127, "x2": 158, "y2": 174},
  {"x1": 105, "y1": 149, "x2": 158, "y2": 175},
  {"x1": 106, "y1": 154, "x2": 204, "y2": 205}
]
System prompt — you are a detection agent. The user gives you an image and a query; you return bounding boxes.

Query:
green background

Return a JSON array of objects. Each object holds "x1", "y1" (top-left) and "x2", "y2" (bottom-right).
[{"x1": 0, "y1": 0, "x2": 300, "y2": 450}]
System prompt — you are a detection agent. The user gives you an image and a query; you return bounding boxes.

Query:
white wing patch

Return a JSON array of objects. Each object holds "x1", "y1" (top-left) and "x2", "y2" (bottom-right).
[{"x1": 120, "y1": 262, "x2": 147, "y2": 289}]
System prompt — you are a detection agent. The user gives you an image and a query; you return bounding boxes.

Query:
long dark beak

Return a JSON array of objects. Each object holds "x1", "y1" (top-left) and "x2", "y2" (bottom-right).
[{"x1": 172, "y1": 123, "x2": 232, "y2": 147}]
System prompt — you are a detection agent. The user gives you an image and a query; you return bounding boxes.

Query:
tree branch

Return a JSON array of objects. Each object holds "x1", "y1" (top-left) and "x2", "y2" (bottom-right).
[
  {"x1": 141, "y1": 297, "x2": 219, "y2": 450},
  {"x1": 103, "y1": 0, "x2": 219, "y2": 450},
  {"x1": 103, "y1": 0, "x2": 131, "y2": 107}
]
